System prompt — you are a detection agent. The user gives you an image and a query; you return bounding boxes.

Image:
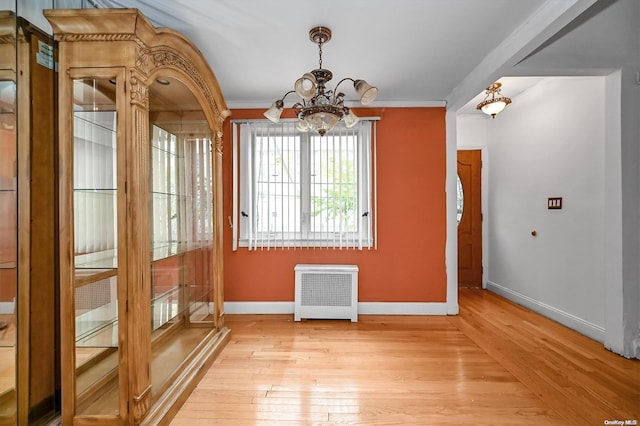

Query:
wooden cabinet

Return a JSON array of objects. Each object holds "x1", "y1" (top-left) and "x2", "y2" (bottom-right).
[
  {"x1": 45, "y1": 8, "x2": 230, "y2": 425},
  {"x1": 1, "y1": 11, "x2": 58, "y2": 425}
]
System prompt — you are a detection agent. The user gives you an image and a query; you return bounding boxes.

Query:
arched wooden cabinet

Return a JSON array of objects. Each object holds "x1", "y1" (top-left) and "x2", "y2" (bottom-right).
[{"x1": 44, "y1": 9, "x2": 230, "y2": 425}]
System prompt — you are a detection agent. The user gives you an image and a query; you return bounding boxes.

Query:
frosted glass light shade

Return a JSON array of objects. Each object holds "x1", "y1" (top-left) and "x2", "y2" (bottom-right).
[
  {"x1": 343, "y1": 108, "x2": 360, "y2": 128},
  {"x1": 480, "y1": 97, "x2": 511, "y2": 118},
  {"x1": 354, "y1": 79, "x2": 378, "y2": 105},
  {"x1": 305, "y1": 111, "x2": 339, "y2": 136},
  {"x1": 264, "y1": 100, "x2": 284, "y2": 123},
  {"x1": 476, "y1": 82, "x2": 511, "y2": 118},
  {"x1": 294, "y1": 73, "x2": 317, "y2": 100},
  {"x1": 295, "y1": 119, "x2": 310, "y2": 132}
]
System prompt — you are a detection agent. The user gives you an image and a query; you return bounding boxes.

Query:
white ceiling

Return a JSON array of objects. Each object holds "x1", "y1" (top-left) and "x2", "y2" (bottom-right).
[{"x1": 80, "y1": 0, "x2": 635, "y2": 112}]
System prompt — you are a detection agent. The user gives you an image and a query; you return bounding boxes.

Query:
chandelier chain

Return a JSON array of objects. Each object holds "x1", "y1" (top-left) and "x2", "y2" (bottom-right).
[{"x1": 318, "y1": 39, "x2": 323, "y2": 69}]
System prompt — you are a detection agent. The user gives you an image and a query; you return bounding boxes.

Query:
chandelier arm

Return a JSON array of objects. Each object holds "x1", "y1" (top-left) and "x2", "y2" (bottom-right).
[
  {"x1": 332, "y1": 77, "x2": 355, "y2": 102},
  {"x1": 279, "y1": 90, "x2": 297, "y2": 103}
]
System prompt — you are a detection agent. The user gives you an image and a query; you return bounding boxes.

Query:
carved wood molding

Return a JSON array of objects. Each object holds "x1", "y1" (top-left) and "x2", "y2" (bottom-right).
[
  {"x1": 129, "y1": 73, "x2": 149, "y2": 109},
  {"x1": 214, "y1": 130, "x2": 224, "y2": 156},
  {"x1": 131, "y1": 384, "x2": 152, "y2": 422},
  {"x1": 55, "y1": 33, "x2": 138, "y2": 43},
  {"x1": 0, "y1": 34, "x2": 15, "y2": 44},
  {"x1": 136, "y1": 45, "x2": 226, "y2": 126}
]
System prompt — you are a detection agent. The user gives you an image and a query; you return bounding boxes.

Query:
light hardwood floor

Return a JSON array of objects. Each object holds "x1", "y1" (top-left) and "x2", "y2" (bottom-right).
[
  {"x1": 0, "y1": 318, "x2": 15, "y2": 409},
  {"x1": 172, "y1": 289, "x2": 639, "y2": 425}
]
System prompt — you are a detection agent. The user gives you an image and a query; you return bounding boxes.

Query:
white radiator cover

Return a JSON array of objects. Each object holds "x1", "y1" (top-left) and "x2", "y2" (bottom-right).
[{"x1": 294, "y1": 264, "x2": 358, "y2": 322}]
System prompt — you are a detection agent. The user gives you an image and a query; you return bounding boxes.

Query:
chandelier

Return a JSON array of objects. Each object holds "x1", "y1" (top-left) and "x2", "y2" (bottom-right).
[
  {"x1": 264, "y1": 26, "x2": 378, "y2": 136},
  {"x1": 476, "y1": 82, "x2": 512, "y2": 118}
]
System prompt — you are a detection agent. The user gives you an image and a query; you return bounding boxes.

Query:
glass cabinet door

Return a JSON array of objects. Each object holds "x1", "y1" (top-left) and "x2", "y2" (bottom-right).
[
  {"x1": 71, "y1": 78, "x2": 120, "y2": 416},
  {"x1": 148, "y1": 77, "x2": 216, "y2": 397}
]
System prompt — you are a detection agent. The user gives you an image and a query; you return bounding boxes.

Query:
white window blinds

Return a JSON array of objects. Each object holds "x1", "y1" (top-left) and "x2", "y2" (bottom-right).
[
  {"x1": 73, "y1": 111, "x2": 117, "y2": 256},
  {"x1": 233, "y1": 120, "x2": 377, "y2": 250}
]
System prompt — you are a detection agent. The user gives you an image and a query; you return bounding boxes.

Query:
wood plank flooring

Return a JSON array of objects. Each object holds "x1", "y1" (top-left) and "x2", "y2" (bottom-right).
[
  {"x1": 0, "y1": 318, "x2": 15, "y2": 419},
  {"x1": 169, "y1": 289, "x2": 639, "y2": 425}
]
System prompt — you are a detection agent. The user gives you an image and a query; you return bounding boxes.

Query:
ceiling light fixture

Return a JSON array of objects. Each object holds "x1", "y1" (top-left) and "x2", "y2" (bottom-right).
[
  {"x1": 264, "y1": 26, "x2": 378, "y2": 136},
  {"x1": 476, "y1": 82, "x2": 512, "y2": 118}
]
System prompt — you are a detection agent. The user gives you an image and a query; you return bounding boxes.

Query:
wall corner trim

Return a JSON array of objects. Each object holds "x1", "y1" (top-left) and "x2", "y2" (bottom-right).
[
  {"x1": 447, "y1": 303, "x2": 460, "y2": 315},
  {"x1": 224, "y1": 301, "x2": 449, "y2": 315},
  {"x1": 486, "y1": 281, "x2": 606, "y2": 343}
]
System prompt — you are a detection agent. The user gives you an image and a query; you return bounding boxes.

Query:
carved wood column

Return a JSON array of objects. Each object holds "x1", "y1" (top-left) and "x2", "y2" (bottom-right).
[
  {"x1": 213, "y1": 130, "x2": 225, "y2": 329},
  {"x1": 127, "y1": 71, "x2": 152, "y2": 421}
]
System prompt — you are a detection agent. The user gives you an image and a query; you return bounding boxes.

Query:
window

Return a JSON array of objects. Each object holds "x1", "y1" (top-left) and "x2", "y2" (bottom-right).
[
  {"x1": 233, "y1": 120, "x2": 376, "y2": 250},
  {"x1": 456, "y1": 174, "x2": 464, "y2": 225}
]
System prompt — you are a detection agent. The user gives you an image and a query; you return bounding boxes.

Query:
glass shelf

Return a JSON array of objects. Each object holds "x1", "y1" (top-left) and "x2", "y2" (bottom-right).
[
  {"x1": 75, "y1": 249, "x2": 117, "y2": 270},
  {"x1": 151, "y1": 241, "x2": 209, "y2": 262}
]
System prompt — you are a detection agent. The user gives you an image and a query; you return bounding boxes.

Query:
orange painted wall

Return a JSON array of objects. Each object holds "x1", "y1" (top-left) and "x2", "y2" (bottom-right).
[
  {"x1": 0, "y1": 128, "x2": 17, "y2": 302},
  {"x1": 222, "y1": 107, "x2": 447, "y2": 302}
]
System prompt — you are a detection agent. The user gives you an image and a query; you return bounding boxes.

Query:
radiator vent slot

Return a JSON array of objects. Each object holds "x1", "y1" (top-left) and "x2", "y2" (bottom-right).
[{"x1": 295, "y1": 264, "x2": 358, "y2": 322}]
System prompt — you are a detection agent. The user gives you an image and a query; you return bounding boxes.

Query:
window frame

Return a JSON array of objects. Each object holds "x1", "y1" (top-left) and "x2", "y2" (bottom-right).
[{"x1": 233, "y1": 120, "x2": 377, "y2": 250}]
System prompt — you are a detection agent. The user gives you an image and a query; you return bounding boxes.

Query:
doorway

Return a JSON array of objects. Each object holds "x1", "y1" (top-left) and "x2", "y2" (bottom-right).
[{"x1": 457, "y1": 150, "x2": 482, "y2": 288}]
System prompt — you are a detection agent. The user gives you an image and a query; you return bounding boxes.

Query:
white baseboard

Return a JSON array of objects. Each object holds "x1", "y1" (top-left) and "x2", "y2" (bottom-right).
[
  {"x1": 486, "y1": 281, "x2": 605, "y2": 343},
  {"x1": 224, "y1": 302, "x2": 294, "y2": 314},
  {"x1": 358, "y1": 302, "x2": 448, "y2": 315},
  {"x1": 224, "y1": 301, "x2": 448, "y2": 315}
]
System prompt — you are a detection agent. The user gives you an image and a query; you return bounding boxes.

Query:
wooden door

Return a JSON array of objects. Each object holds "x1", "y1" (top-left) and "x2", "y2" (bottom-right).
[{"x1": 457, "y1": 150, "x2": 482, "y2": 288}]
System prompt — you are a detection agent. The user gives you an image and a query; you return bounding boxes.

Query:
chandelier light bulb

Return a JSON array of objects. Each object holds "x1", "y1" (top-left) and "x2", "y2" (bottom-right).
[
  {"x1": 301, "y1": 78, "x2": 313, "y2": 91},
  {"x1": 295, "y1": 72, "x2": 317, "y2": 100}
]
